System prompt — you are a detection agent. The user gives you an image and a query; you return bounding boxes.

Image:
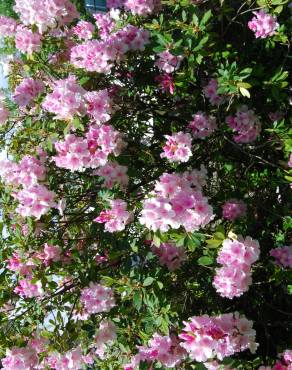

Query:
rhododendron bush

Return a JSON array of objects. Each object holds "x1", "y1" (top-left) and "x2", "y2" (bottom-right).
[{"x1": 0, "y1": 0, "x2": 291, "y2": 369}]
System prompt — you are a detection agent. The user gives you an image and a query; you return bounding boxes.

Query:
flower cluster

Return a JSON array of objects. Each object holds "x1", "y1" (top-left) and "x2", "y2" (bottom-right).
[
  {"x1": 94, "y1": 199, "x2": 132, "y2": 232},
  {"x1": 0, "y1": 100, "x2": 9, "y2": 124},
  {"x1": 124, "y1": 0, "x2": 161, "y2": 15},
  {"x1": 270, "y1": 246, "x2": 292, "y2": 269},
  {"x1": 140, "y1": 168, "x2": 213, "y2": 232},
  {"x1": 94, "y1": 161, "x2": 129, "y2": 190},
  {"x1": 152, "y1": 242, "x2": 186, "y2": 271},
  {"x1": 85, "y1": 89, "x2": 113, "y2": 123},
  {"x1": 125, "y1": 333, "x2": 185, "y2": 369},
  {"x1": 188, "y1": 112, "x2": 217, "y2": 139},
  {"x1": 203, "y1": 79, "x2": 224, "y2": 106},
  {"x1": 7, "y1": 251, "x2": 36, "y2": 277},
  {"x1": 160, "y1": 132, "x2": 192, "y2": 163},
  {"x1": 155, "y1": 50, "x2": 183, "y2": 73},
  {"x1": 46, "y1": 347, "x2": 91, "y2": 370},
  {"x1": 179, "y1": 312, "x2": 258, "y2": 362},
  {"x1": 80, "y1": 282, "x2": 115, "y2": 316},
  {"x1": 0, "y1": 16, "x2": 17, "y2": 37},
  {"x1": 73, "y1": 20, "x2": 95, "y2": 40},
  {"x1": 35, "y1": 243, "x2": 62, "y2": 266},
  {"x1": 275, "y1": 349, "x2": 292, "y2": 369},
  {"x1": 2, "y1": 346, "x2": 38, "y2": 370},
  {"x1": 13, "y1": 184, "x2": 58, "y2": 219},
  {"x1": 13, "y1": 0, "x2": 79, "y2": 34},
  {"x1": 70, "y1": 25, "x2": 150, "y2": 73},
  {"x1": 226, "y1": 105, "x2": 261, "y2": 143},
  {"x1": 95, "y1": 320, "x2": 117, "y2": 358},
  {"x1": 94, "y1": 13, "x2": 115, "y2": 39},
  {"x1": 222, "y1": 199, "x2": 247, "y2": 221},
  {"x1": 248, "y1": 10, "x2": 279, "y2": 39},
  {"x1": 53, "y1": 124, "x2": 126, "y2": 171},
  {"x1": 107, "y1": 0, "x2": 125, "y2": 8},
  {"x1": 14, "y1": 278, "x2": 43, "y2": 298},
  {"x1": 42, "y1": 76, "x2": 86, "y2": 120},
  {"x1": 13, "y1": 78, "x2": 44, "y2": 107},
  {"x1": 213, "y1": 237, "x2": 260, "y2": 299},
  {"x1": 155, "y1": 73, "x2": 175, "y2": 94},
  {"x1": 15, "y1": 26, "x2": 42, "y2": 54}
]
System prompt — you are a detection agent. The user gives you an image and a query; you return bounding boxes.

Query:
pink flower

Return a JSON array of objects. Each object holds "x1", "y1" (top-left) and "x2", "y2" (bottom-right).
[
  {"x1": 73, "y1": 20, "x2": 95, "y2": 40},
  {"x1": 203, "y1": 79, "x2": 224, "y2": 106},
  {"x1": 35, "y1": 243, "x2": 62, "y2": 265},
  {"x1": 270, "y1": 246, "x2": 292, "y2": 268},
  {"x1": 160, "y1": 132, "x2": 192, "y2": 163},
  {"x1": 222, "y1": 199, "x2": 247, "y2": 221},
  {"x1": 94, "y1": 161, "x2": 129, "y2": 190},
  {"x1": 0, "y1": 102, "x2": 9, "y2": 124},
  {"x1": 2, "y1": 346, "x2": 38, "y2": 370},
  {"x1": 42, "y1": 76, "x2": 86, "y2": 120},
  {"x1": 13, "y1": 0, "x2": 79, "y2": 34},
  {"x1": 14, "y1": 278, "x2": 44, "y2": 298},
  {"x1": 248, "y1": 10, "x2": 279, "y2": 39},
  {"x1": 155, "y1": 50, "x2": 183, "y2": 73},
  {"x1": 95, "y1": 320, "x2": 117, "y2": 358},
  {"x1": 80, "y1": 282, "x2": 115, "y2": 316},
  {"x1": 124, "y1": 0, "x2": 161, "y2": 15},
  {"x1": 155, "y1": 73, "x2": 175, "y2": 94},
  {"x1": 7, "y1": 251, "x2": 36, "y2": 277},
  {"x1": 46, "y1": 347, "x2": 88, "y2": 370},
  {"x1": 226, "y1": 105, "x2": 261, "y2": 143},
  {"x1": 15, "y1": 26, "x2": 42, "y2": 54},
  {"x1": 152, "y1": 242, "x2": 186, "y2": 270},
  {"x1": 188, "y1": 112, "x2": 217, "y2": 139},
  {"x1": 0, "y1": 16, "x2": 17, "y2": 37},
  {"x1": 213, "y1": 237, "x2": 260, "y2": 299},
  {"x1": 94, "y1": 199, "x2": 132, "y2": 232},
  {"x1": 94, "y1": 13, "x2": 115, "y2": 39},
  {"x1": 85, "y1": 89, "x2": 113, "y2": 123},
  {"x1": 13, "y1": 78, "x2": 44, "y2": 107},
  {"x1": 107, "y1": 0, "x2": 125, "y2": 8},
  {"x1": 179, "y1": 312, "x2": 258, "y2": 362}
]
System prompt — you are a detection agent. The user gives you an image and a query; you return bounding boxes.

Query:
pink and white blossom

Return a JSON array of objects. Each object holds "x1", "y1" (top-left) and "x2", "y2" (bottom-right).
[
  {"x1": 73, "y1": 20, "x2": 95, "y2": 40},
  {"x1": 188, "y1": 112, "x2": 217, "y2": 139},
  {"x1": 80, "y1": 282, "x2": 115, "y2": 315},
  {"x1": 270, "y1": 246, "x2": 292, "y2": 269},
  {"x1": 14, "y1": 278, "x2": 44, "y2": 298},
  {"x1": 94, "y1": 199, "x2": 132, "y2": 232},
  {"x1": 15, "y1": 26, "x2": 42, "y2": 54},
  {"x1": 203, "y1": 79, "x2": 224, "y2": 106},
  {"x1": 248, "y1": 10, "x2": 279, "y2": 39},
  {"x1": 13, "y1": 78, "x2": 44, "y2": 107},
  {"x1": 152, "y1": 242, "x2": 186, "y2": 270},
  {"x1": 2, "y1": 346, "x2": 38, "y2": 370},
  {"x1": 160, "y1": 132, "x2": 192, "y2": 163},
  {"x1": 222, "y1": 199, "x2": 247, "y2": 221},
  {"x1": 155, "y1": 50, "x2": 183, "y2": 73},
  {"x1": 0, "y1": 16, "x2": 17, "y2": 37}
]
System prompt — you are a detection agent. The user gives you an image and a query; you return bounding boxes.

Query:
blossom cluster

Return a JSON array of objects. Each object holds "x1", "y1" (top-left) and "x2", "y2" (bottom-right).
[
  {"x1": 248, "y1": 10, "x2": 279, "y2": 39},
  {"x1": 0, "y1": 15, "x2": 17, "y2": 37},
  {"x1": 270, "y1": 246, "x2": 292, "y2": 269},
  {"x1": 2, "y1": 346, "x2": 38, "y2": 370},
  {"x1": 70, "y1": 25, "x2": 150, "y2": 74},
  {"x1": 222, "y1": 199, "x2": 247, "y2": 221},
  {"x1": 94, "y1": 199, "x2": 132, "y2": 232},
  {"x1": 226, "y1": 105, "x2": 261, "y2": 143},
  {"x1": 213, "y1": 237, "x2": 260, "y2": 299},
  {"x1": 80, "y1": 282, "x2": 115, "y2": 317},
  {"x1": 94, "y1": 13, "x2": 115, "y2": 39},
  {"x1": 155, "y1": 50, "x2": 183, "y2": 73},
  {"x1": 124, "y1": 333, "x2": 186, "y2": 369},
  {"x1": 95, "y1": 320, "x2": 117, "y2": 358},
  {"x1": 53, "y1": 124, "x2": 125, "y2": 171},
  {"x1": 85, "y1": 89, "x2": 114, "y2": 123},
  {"x1": 13, "y1": 0, "x2": 79, "y2": 34},
  {"x1": 179, "y1": 312, "x2": 258, "y2": 362},
  {"x1": 13, "y1": 78, "x2": 44, "y2": 107},
  {"x1": 94, "y1": 161, "x2": 129, "y2": 190},
  {"x1": 14, "y1": 278, "x2": 44, "y2": 298},
  {"x1": 188, "y1": 112, "x2": 217, "y2": 139},
  {"x1": 160, "y1": 132, "x2": 192, "y2": 163},
  {"x1": 15, "y1": 25, "x2": 42, "y2": 54},
  {"x1": 125, "y1": 0, "x2": 161, "y2": 15},
  {"x1": 73, "y1": 20, "x2": 95, "y2": 40},
  {"x1": 203, "y1": 79, "x2": 224, "y2": 106},
  {"x1": 140, "y1": 167, "x2": 213, "y2": 232},
  {"x1": 7, "y1": 251, "x2": 36, "y2": 277},
  {"x1": 152, "y1": 242, "x2": 186, "y2": 271},
  {"x1": 46, "y1": 347, "x2": 92, "y2": 370},
  {"x1": 0, "y1": 100, "x2": 9, "y2": 124}
]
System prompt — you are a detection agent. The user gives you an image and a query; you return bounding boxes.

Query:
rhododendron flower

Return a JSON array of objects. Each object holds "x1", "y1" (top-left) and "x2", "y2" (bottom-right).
[
  {"x1": 95, "y1": 320, "x2": 117, "y2": 358},
  {"x1": 15, "y1": 26, "x2": 42, "y2": 54},
  {"x1": 213, "y1": 237, "x2": 260, "y2": 299},
  {"x1": 28, "y1": 334, "x2": 49, "y2": 354},
  {"x1": 94, "y1": 161, "x2": 129, "y2": 190},
  {"x1": 13, "y1": 78, "x2": 44, "y2": 107},
  {"x1": 14, "y1": 278, "x2": 44, "y2": 298},
  {"x1": 35, "y1": 243, "x2": 62, "y2": 265},
  {"x1": 270, "y1": 246, "x2": 292, "y2": 268},
  {"x1": 107, "y1": 0, "x2": 125, "y2": 8},
  {"x1": 73, "y1": 20, "x2": 95, "y2": 40},
  {"x1": 80, "y1": 282, "x2": 115, "y2": 315},
  {"x1": 160, "y1": 132, "x2": 193, "y2": 163},
  {"x1": 179, "y1": 312, "x2": 258, "y2": 362},
  {"x1": 152, "y1": 242, "x2": 186, "y2": 270},
  {"x1": 46, "y1": 347, "x2": 89, "y2": 370},
  {"x1": 203, "y1": 79, "x2": 224, "y2": 106},
  {"x1": 0, "y1": 101, "x2": 9, "y2": 124},
  {"x1": 140, "y1": 169, "x2": 213, "y2": 232},
  {"x1": 94, "y1": 199, "x2": 132, "y2": 232},
  {"x1": 42, "y1": 76, "x2": 86, "y2": 120},
  {"x1": 0, "y1": 16, "x2": 17, "y2": 37},
  {"x1": 155, "y1": 73, "x2": 175, "y2": 94},
  {"x1": 13, "y1": 184, "x2": 57, "y2": 219},
  {"x1": 205, "y1": 361, "x2": 235, "y2": 370},
  {"x1": 13, "y1": 0, "x2": 79, "y2": 34},
  {"x1": 125, "y1": 0, "x2": 161, "y2": 15},
  {"x1": 248, "y1": 10, "x2": 279, "y2": 39},
  {"x1": 85, "y1": 89, "x2": 113, "y2": 123},
  {"x1": 94, "y1": 13, "x2": 115, "y2": 39},
  {"x1": 222, "y1": 199, "x2": 247, "y2": 221},
  {"x1": 7, "y1": 252, "x2": 36, "y2": 277},
  {"x1": 226, "y1": 105, "x2": 261, "y2": 143},
  {"x1": 188, "y1": 112, "x2": 217, "y2": 139},
  {"x1": 2, "y1": 346, "x2": 38, "y2": 370},
  {"x1": 155, "y1": 50, "x2": 183, "y2": 73}
]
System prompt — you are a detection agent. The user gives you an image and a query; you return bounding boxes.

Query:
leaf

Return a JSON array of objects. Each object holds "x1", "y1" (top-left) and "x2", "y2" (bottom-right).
[
  {"x1": 197, "y1": 256, "x2": 213, "y2": 266},
  {"x1": 133, "y1": 291, "x2": 142, "y2": 310},
  {"x1": 153, "y1": 234, "x2": 161, "y2": 247},
  {"x1": 200, "y1": 10, "x2": 212, "y2": 26},
  {"x1": 143, "y1": 277, "x2": 154, "y2": 287},
  {"x1": 206, "y1": 239, "x2": 223, "y2": 248},
  {"x1": 239, "y1": 87, "x2": 251, "y2": 98}
]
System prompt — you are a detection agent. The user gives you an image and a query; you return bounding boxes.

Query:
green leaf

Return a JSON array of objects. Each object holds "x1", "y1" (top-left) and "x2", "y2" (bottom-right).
[
  {"x1": 143, "y1": 277, "x2": 154, "y2": 287},
  {"x1": 197, "y1": 256, "x2": 213, "y2": 266},
  {"x1": 206, "y1": 239, "x2": 223, "y2": 248},
  {"x1": 200, "y1": 10, "x2": 212, "y2": 26},
  {"x1": 239, "y1": 87, "x2": 251, "y2": 98}
]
